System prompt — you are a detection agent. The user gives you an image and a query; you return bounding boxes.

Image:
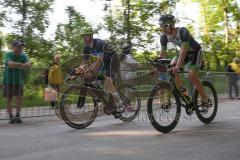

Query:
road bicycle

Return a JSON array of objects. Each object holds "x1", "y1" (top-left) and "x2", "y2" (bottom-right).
[
  {"x1": 147, "y1": 58, "x2": 218, "y2": 133},
  {"x1": 60, "y1": 73, "x2": 141, "y2": 129}
]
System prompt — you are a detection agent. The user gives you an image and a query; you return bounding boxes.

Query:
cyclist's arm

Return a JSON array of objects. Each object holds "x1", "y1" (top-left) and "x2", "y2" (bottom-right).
[
  {"x1": 175, "y1": 45, "x2": 188, "y2": 68},
  {"x1": 176, "y1": 28, "x2": 190, "y2": 69},
  {"x1": 86, "y1": 54, "x2": 103, "y2": 74}
]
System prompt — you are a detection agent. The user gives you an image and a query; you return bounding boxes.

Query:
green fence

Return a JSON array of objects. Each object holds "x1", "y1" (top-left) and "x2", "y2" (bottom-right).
[{"x1": 0, "y1": 66, "x2": 236, "y2": 120}]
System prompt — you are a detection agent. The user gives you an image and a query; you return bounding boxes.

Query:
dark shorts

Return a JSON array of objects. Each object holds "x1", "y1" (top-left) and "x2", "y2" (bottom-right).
[
  {"x1": 184, "y1": 49, "x2": 202, "y2": 66},
  {"x1": 3, "y1": 84, "x2": 24, "y2": 98},
  {"x1": 173, "y1": 48, "x2": 202, "y2": 71},
  {"x1": 102, "y1": 54, "x2": 120, "y2": 78}
]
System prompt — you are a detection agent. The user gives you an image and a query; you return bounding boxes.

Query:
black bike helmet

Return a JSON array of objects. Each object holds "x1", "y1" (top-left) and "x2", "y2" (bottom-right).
[{"x1": 159, "y1": 14, "x2": 176, "y2": 26}]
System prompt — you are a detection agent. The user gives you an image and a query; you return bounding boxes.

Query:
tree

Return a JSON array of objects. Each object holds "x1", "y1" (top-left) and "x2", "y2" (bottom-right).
[
  {"x1": 54, "y1": 6, "x2": 91, "y2": 58},
  {"x1": 0, "y1": 32, "x2": 4, "y2": 66},
  {"x1": 0, "y1": 0, "x2": 55, "y2": 65},
  {"x1": 0, "y1": 11, "x2": 4, "y2": 27},
  {"x1": 0, "y1": 7, "x2": 5, "y2": 64},
  {"x1": 190, "y1": 0, "x2": 240, "y2": 70},
  {"x1": 103, "y1": 0, "x2": 178, "y2": 61}
]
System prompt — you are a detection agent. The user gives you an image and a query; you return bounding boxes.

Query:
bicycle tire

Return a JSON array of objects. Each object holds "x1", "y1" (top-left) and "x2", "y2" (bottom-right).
[
  {"x1": 60, "y1": 86, "x2": 98, "y2": 129},
  {"x1": 147, "y1": 82, "x2": 181, "y2": 133},
  {"x1": 113, "y1": 83, "x2": 141, "y2": 122},
  {"x1": 193, "y1": 81, "x2": 218, "y2": 124}
]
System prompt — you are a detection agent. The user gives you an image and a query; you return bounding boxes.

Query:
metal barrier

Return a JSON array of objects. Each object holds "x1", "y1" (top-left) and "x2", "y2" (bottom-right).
[
  {"x1": 0, "y1": 67, "x2": 54, "y2": 120},
  {"x1": 0, "y1": 66, "x2": 238, "y2": 120}
]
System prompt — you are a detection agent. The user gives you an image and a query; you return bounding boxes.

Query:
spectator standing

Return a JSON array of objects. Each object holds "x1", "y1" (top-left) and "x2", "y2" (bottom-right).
[
  {"x1": 119, "y1": 44, "x2": 138, "y2": 112},
  {"x1": 120, "y1": 44, "x2": 138, "y2": 80},
  {"x1": 48, "y1": 53, "x2": 64, "y2": 108},
  {"x1": 225, "y1": 57, "x2": 240, "y2": 99},
  {"x1": 3, "y1": 40, "x2": 31, "y2": 123}
]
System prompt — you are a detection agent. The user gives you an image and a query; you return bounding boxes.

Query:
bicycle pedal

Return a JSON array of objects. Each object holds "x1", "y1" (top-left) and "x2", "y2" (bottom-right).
[
  {"x1": 112, "y1": 109, "x2": 124, "y2": 115},
  {"x1": 199, "y1": 106, "x2": 208, "y2": 114}
]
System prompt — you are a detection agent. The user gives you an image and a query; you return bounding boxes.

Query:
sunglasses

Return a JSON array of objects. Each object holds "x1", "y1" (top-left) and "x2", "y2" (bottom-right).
[{"x1": 160, "y1": 23, "x2": 171, "y2": 28}]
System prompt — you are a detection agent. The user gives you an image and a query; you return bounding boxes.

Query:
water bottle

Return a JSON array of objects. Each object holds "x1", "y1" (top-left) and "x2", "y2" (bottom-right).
[{"x1": 180, "y1": 87, "x2": 189, "y2": 97}]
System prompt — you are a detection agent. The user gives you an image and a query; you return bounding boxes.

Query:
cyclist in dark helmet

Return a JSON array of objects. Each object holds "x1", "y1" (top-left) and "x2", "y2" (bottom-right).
[
  {"x1": 79, "y1": 26, "x2": 123, "y2": 113},
  {"x1": 158, "y1": 14, "x2": 211, "y2": 107}
]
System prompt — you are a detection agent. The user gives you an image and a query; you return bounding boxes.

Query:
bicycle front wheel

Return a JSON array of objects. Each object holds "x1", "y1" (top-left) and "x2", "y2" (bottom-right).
[
  {"x1": 60, "y1": 86, "x2": 98, "y2": 129},
  {"x1": 147, "y1": 82, "x2": 181, "y2": 133},
  {"x1": 193, "y1": 81, "x2": 218, "y2": 124}
]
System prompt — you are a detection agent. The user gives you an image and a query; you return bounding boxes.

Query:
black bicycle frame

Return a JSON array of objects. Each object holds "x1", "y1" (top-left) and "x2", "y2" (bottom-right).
[
  {"x1": 169, "y1": 74, "x2": 195, "y2": 109},
  {"x1": 78, "y1": 82, "x2": 117, "y2": 110}
]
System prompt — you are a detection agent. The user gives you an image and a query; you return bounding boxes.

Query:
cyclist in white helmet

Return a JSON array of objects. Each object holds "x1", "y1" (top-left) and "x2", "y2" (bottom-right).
[{"x1": 158, "y1": 14, "x2": 211, "y2": 107}]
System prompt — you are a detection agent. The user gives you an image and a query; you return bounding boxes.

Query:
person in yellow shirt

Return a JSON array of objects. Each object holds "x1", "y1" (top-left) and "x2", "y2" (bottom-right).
[
  {"x1": 48, "y1": 53, "x2": 64, "y2": 107},
  {"x1": 226, "y1": 57, "x2": 240, "y2": 99}
]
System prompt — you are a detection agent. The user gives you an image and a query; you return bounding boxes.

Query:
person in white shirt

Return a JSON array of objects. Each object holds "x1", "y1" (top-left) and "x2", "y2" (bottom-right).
[
  {"x1": 120, "y1": 44, "x2": 138, "y2": 80},
  {"x1": 119, "y1": 44, "x2": 138, "y2": 112}
]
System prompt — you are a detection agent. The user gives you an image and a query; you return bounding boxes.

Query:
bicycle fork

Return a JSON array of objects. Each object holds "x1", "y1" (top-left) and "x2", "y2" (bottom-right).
[{"x1": 77, "y1": 88, "x2": 87, "y2": 108}]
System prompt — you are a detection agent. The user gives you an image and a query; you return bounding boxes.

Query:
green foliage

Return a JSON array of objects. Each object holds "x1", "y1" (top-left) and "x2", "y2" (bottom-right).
[
  {"x1": 54, "y1": 6, "x2": 92, "y2": 58},
  {"x1": 1, "y1": 0, "x2": 54, "y2": 36},
  {"x1": 0, "y1": 11, "x2": 4, "y2": 27},
  {"x1": 0, "y1": 0, "x2": 55, "y2": 66},
  {"x1": 0, "y1": 32, "x2": 4, "y2": 66},
  {"x1": 103, "y1": 0, "x2": 173, "y2": 50},
  {"x1": 190, "y1": 0, "x2": 240, "y2": 70}
]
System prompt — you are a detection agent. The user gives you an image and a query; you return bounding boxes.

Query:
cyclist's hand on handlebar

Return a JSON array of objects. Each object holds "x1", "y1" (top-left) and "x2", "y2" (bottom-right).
[
  {"x1": 149, "y1": 68, "x2": 158, "y2": 76},
  {"x1": 84, "y1": 69, "x2": 94, "y2": 79},
  {"x1": 169, "y1": 66, "x2": 180, "y2": 75},
  {"x1": 75, "y1": 66, "x2": 85, "y2": 75}
]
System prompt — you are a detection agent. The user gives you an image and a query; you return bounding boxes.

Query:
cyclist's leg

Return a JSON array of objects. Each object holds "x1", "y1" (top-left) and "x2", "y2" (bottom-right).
[
  {"x1": 175, "y1": 74, "x2": 182, "y2": 88},
  {"x1": 188, "y1": 69, "x2": 212, "y2": 107},
  {"x1": 188, "y1": 68, "x2": 207, "y2": 99},
  {"x1": 103, "y1": 55, "x2": 119, "y2": 94},
  {"x1": 185, "y1": 50, "x2": 211, "y2": 106},
  {"x1": 103, "y1": 57, "x2": 124, "y2": 112},
  {"x1": 101, "y1": 61, "x2": 117, "y2": 96},
  {"x1": 171, "y1": 55, "x2": 182, "y2": 88},
  {"x1": 104, "y1": 77, "x2": 116, "y2": 93}
]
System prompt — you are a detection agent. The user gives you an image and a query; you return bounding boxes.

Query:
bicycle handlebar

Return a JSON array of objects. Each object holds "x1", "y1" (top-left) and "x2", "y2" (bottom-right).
[
  {"x1": 148, "y1": 57, "x2": 189, "y2": 74},
  {"x1": 148, "y1": 58, "x2": 171, "y2": 71}
]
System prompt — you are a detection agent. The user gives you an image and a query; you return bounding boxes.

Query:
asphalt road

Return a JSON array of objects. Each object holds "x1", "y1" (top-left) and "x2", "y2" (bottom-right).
[{"x1": 0, "y1": 100, "x2": 240, "y2": 160}]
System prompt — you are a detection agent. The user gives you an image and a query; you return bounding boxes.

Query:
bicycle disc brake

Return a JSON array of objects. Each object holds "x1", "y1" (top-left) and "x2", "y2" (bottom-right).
[{"x1": 161, "y1": 103, "x2": 171, "y2": 112}]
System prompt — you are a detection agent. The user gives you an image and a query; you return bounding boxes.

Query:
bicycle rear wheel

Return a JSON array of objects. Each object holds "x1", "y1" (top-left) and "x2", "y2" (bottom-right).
[
  {"x1": 147, "y1": 82, "x2": 181, "y2": 133},
  {"x1": 60, "y1": 86, "x2": 98, "y2": 129},
  {"x1": 113, "y1": 83, "x2": 141, "y2": 122},
  {"x1": 193, "y1": 81, "x2": 218, "y2": 124}
]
